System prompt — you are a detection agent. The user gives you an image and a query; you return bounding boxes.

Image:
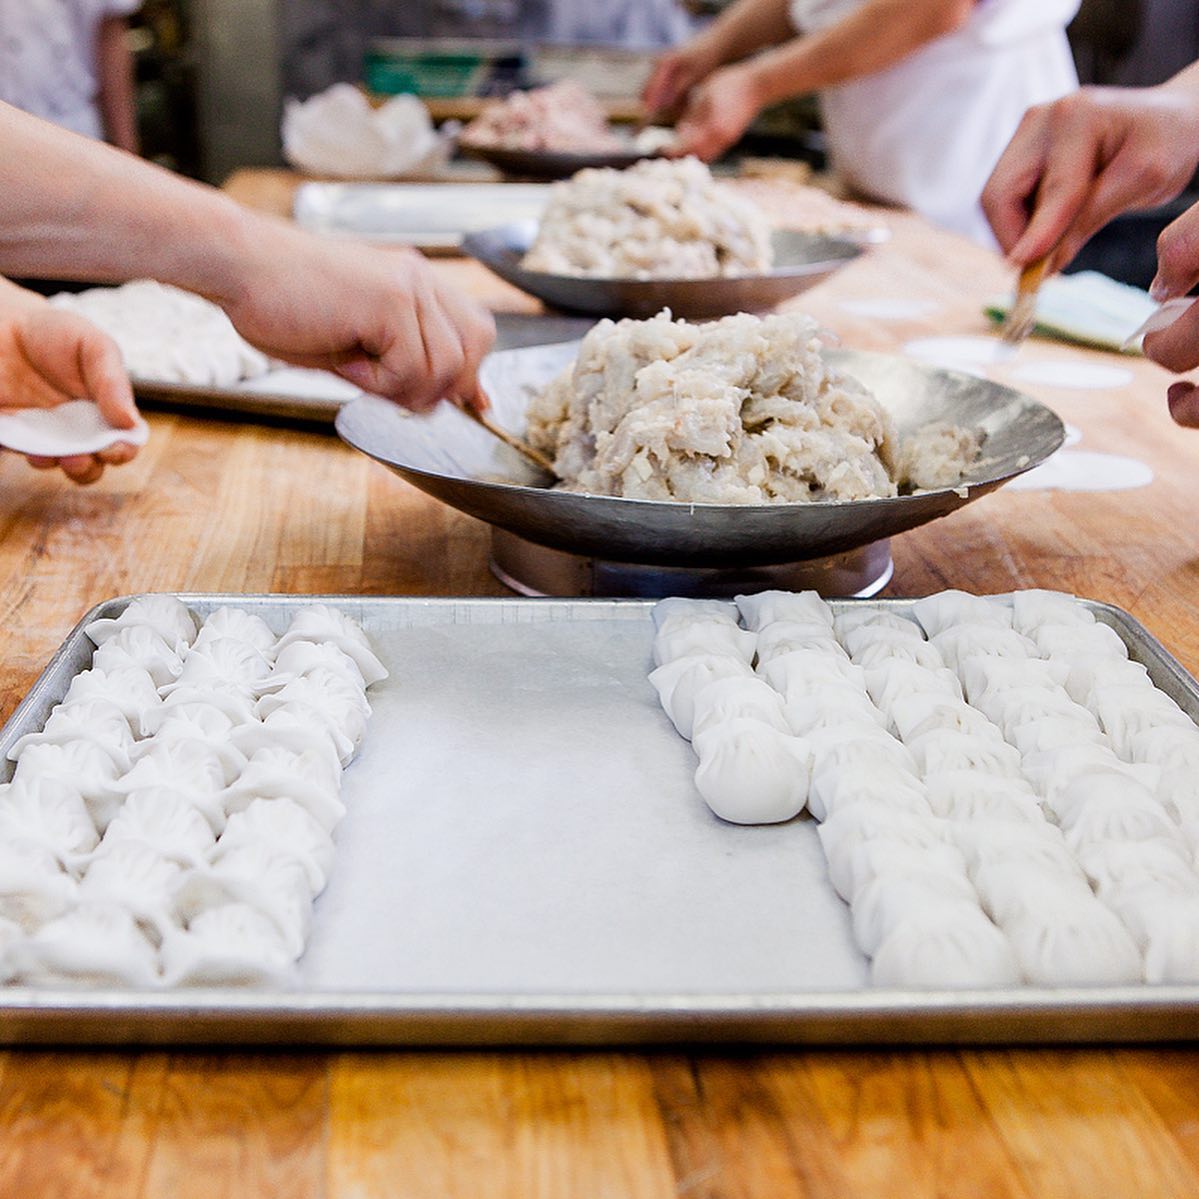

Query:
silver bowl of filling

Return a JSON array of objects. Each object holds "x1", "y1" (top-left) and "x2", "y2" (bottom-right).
[{"x1": 336, "y1": 313, "x2": 1064, "y2": 577}]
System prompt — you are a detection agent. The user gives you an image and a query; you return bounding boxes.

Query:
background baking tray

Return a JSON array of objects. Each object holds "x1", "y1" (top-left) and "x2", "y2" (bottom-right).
[
  {"x1": 3, "y1": 593, "x2": 1199, "y2": 1047},
  {"x1": 133, "y1": 316, "x2": 595, "y2": 425},
  {"x1": 293, "y1": 181, "x2": 551, "y2": 252}
]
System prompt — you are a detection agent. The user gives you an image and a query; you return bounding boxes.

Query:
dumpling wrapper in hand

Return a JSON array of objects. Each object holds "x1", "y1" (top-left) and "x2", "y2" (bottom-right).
[{"x1": 0, "y1": 400, "x2": 149, "y2": 457}]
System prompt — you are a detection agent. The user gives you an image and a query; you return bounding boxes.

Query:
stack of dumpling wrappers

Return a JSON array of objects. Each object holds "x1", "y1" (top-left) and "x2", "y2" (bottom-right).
[
  {"x1": 0, "y1": 598, "x2": 386, "y2": 988},
  {"x1": 652, "y1": 589, "x2": 1199, "y2": 988}
]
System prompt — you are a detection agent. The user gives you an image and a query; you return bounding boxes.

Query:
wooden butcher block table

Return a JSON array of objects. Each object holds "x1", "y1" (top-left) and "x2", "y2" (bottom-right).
[{"x1": 0, "y1": 167, "x2": 1197, "y2": 1198}]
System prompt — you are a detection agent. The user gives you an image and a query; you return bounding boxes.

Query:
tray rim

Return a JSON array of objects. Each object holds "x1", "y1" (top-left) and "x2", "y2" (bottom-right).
[{"x1": 3, "y1": 590, "x2": 1199, "y2": 1047}]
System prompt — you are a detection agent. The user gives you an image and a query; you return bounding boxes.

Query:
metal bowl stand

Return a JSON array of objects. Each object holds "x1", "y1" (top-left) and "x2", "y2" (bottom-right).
[{"x1": 489, "y1": 528, "x2": 894, "y2": 598}]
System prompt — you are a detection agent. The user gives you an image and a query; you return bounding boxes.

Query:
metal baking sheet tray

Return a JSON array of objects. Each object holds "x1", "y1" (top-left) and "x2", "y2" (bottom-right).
[
  {"x1": 3, "y1": 593, "x2": 1199, "y2": 1047},
  {"x1": 293, "y1": 182, "x2": 550, "y2": 252},
  {"x1": 132, "y1": 317, "x2": 595, "y2": 425}
]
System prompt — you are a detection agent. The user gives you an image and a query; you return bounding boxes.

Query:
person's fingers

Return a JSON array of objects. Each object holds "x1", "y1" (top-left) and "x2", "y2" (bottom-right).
[
  {"x1": 642, "y1": 58, "x2": 680, "y2": 115},
  {"x1": 1167, "y1": 380, "x2": 1199, "y2": 427},
  {"x1": 75, "y1": 326, "x2": 138, "y2": 429},
  {"x1": 24, "y1": 455, "x2": 59, "y2": 470},
  {"x1": 57, "y1": 454, "x2": 104, "y2": 485},
  {"x1": 1150, "y1": 203, "x2": 1199, "y2": 302},
  {"x1": 97, "y1": 441, "x2": 139, "y2": 466},
  {"x1": 1143, "y1": 296, "x2": 1199, "y2": 374},
  {"x1": 1006, "y1": 99, "x2": 1106, "y2": 265},
  {"x1": 981, "y1": 107, "x2": 1051, "y2": 256}
]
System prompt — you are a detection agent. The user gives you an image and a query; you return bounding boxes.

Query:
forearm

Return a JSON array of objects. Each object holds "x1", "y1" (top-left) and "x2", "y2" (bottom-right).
[
  {"x1": 743, "y1": 0, "x2": 971, "y2": 106},
  {"x1": 697, "y1": 0, "x2": 794, "y2": 68},
  {"x1": 96, "y1": 17, "x2": 139, "y2": 153},
  {"x1": 0, "y1": 102, "x2": 253, "y2": 303}
]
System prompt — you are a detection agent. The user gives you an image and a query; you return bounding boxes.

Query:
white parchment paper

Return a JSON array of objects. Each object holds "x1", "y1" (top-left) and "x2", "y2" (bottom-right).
[{"x1": 301, "y1": 609, "x2": 867, "y2": 995}]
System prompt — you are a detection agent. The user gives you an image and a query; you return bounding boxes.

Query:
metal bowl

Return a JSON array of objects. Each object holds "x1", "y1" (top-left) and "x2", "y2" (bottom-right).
[
  {"x1": 335, "y1": 343, "x2": 1065, "y2": 569},
  {"x1": 460, "y1": 143, "x2": 656, "y2": 180},
  {"x1": 463, "y1": 222, "x2": 863, "y2": 319}
]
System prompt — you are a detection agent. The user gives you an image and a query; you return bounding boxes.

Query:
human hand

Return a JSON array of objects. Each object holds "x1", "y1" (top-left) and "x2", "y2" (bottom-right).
[
  {"x1": 642, "y1": 41, "x2": 722, "y2": 120},
  {"x1": 219, "y1": 217, "x2": 496, "y2": 413},
  {"x1": 1140, "y1": 201, "x2": 1199, "y2": 428},
  {"x1": 670, "y1": 63, "x2": 763, "y2": 162},
  {"x1": 982, "y1": 85, "x2": 1199, "y2": 270},
  {"x1": 0, "y1": 305, "x2": 140, "y2": 484}
]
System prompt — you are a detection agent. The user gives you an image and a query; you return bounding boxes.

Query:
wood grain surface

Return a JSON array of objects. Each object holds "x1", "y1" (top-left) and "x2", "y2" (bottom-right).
[{"x1": 0, "y1": 168, "x2": 1197, "y2": 1197}]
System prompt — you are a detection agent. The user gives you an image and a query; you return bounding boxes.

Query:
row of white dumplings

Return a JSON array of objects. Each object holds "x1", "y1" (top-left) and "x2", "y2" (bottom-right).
[
  {"x1": 650, "y1": 589, "x2": 1199, "y2": 988},
  {"x1": 0, "y1": 597, "x2": 387, "y2": 988}
]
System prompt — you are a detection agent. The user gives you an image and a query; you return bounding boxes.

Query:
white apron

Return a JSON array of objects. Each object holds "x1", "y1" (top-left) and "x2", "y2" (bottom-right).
[
  {"x1": 788, "y1": 0, "x2": 1080, "y2": 244},
  {"x1": 0, "y1": 0, "x2": 139, "y2": 141}
]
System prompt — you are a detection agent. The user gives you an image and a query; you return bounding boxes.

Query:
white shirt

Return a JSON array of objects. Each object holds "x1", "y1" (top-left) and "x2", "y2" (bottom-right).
[
  {"x1": 0, "y1": 0, "x2": 139, "y2": 141},
  {"x1": 788, "y1": 0, "x2": 1080, "y2": 244}
]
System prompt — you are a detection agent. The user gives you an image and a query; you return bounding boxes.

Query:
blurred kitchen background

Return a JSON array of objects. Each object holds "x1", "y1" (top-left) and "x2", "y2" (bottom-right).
[{"x1": 138, "y1": 0, "x2": 1197, "y2": 284}]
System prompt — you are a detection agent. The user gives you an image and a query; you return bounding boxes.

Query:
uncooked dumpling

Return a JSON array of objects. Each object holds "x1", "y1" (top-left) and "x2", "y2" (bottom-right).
[
  {"x1": 215, "y1": 797, "x2": 335, "y2": 894},
  {"x1": 1004, "y1": 902, "x2": 1143, "y2": 986},
  {"x1": 870, "y1": 906, "x2": 1021, "y2": 988},
  {"x1": 736, "y1": 590, "x2": 833, "y2": 632},
  {"x1": 61, "y1": 666, "x2": 162, "y2": 728},
  {"x1": 92, "y1": 626, "x2": 183, "y2": 688},
  {"x1": 649, "y1": 653, "x2": 755, "y2": 740},
  {"x1": 9, "y1": 903, "x2": 160, "y2": 988},
  {"x1": 274, "y1": 604, "x2": 388, "y2": 686},
  {"x1": 193, "y1": 607, "x2": 278, "y2": 653},
  {"x1": 692, "y1": 718, "x2": 811, "y2": 824},
  {"x1": 911, "y1": 591, "x2": 1012, "y2": 638},
  {"x1": 160, "y1": 902, "x2": 297, "y2": 987},
  {"x1": 84, "y1": 596, "x2": 198, "y2": 651},
  {"x1": 689, "y1": 675, "x2": 792, "y2": 740}
]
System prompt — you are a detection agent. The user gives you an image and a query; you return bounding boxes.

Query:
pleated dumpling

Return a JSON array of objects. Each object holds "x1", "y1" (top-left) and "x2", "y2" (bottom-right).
[
  {"x1": 972, "y1": 860, "x2": 1094, "y2": 927},
  {"x1": 220, "y1": 746, "x2": 346, "y2": 832},
  {"x1": 1089, "y1": 686, "x2": 1196, "y2": 759},
  {"x1": 929, "y1": 624, "x2": 1035, "y2": 674},
  {"x1": 960, "y1": 656, "x2": 1070, "y2": 705},
  {"x1": 891, "y1": 694, "x2": 1004, "y2": 744},
  {"x1": 0, "y1": 777, "x2": 99, "y2": 860},
  {"x1": 160, "y1": 902, "x2": 297, "y2": 987},
  {"x1": 851, "y1": 635, "x2": 945, "y2": 672},
  {"x1": 84, "y1": 596, "x2": 198, "y2": 652},
  {"x1": 1075, "y1": 838, "x2": 1195, "y2": 899},
  {"x1": 652, "y1": 619, "x2": 756, "y2": 668},
  {"x1": 689, "y1": 675, "x2": 792, "y2": 740},
  {"x1": 841, "y1": 621, "x2": 926, "y2": 662},
  {"x1": 0, "y1": 917, "x2": 23, "y2": 984},
  {"x1": 870, "y1": 906, "x2": 1021, "y2": 988},
  {"x1": 77, "y1": 842, "x2": 183, "y2": 936},
  {"x1": 758, "y1": 650, "x2": 864, "y2": 702},
  {"x1": 92, "y1": 626, "x2": 183, "y2": 688},
  {"x1": 865, "y1": 662, "x2": 962, "y2": 714},
  {"x1": 137, "y1": 706, "x2": 249, "y2": 787},
  {"x1": 192, "y1": 607, "x2": 278, "y2": 654},
  {"x1": 851, "y1": 873, "x2": 978, "y2": 956},
  {"x1": 150, "y1": 681, "x2": 260, "y2": 730},
  {"x1": 61, "y1": 666, "x2": 161, "y2": 728},
  {"x1": 806, "y1": 722, "x2": 916, "y2": 777},
  {"x1": 819, "y1": 835, "x2": 964, "y2": 902},
  {"x1": 100, "y1": 789, "x2": 216, "y2": 865},
  {"x1": 951, "y1": 819, "x2": 1077, "y2": 878},
  {"x1": 922, "y1": 773, "x2": 1043, "y2": 824},
  {"x1": 735, "y1": 589, "x2": 833, "y2": 632},
  {"x1": 906, "y1": 729, "x2": 1023, "y2": 779},
  {"x1": 1010, "y1": 589, "x2": 1095, "y2": 636},
  {"x1": 806, "y1": 761, "x2": 928, "y2": 824},
  {"x1": 165, "y1": 637, "x2": 275, "y2": 694},
  {"x1": 912, "y1": 590, "x2": 1012, "y2": 638},
  {"x1": 1063, "y1": 656, "x2": 1154, "y2": 706},
  {"x1": 784, "y1": 687, "x2": 887, "y2": 735},
  {"x1": 1009, "y1": 717, "x2": 1109, "y2": 757},
  {"x1": 1030, "y1": 621, "x2": 1128, "y2": 662},
  {"x1": 273, "y1": 604, "x2": 388, "y2": 686},
  {"x1": 11, "y1": 741, "x2": 125, "y2": 832},
  {"x1": 975, "y1": 684, "x2": 1093, "y2": 740},
  {"x1": 754, "y1": 620, "x2": 842, "y2": 665},
  {"x1": 239, "y1": 705, "x2": 354, "y2": 769},
  {"x1": 691, "y1": 718, "x2": 811, "y2": 825},
  {"x1": 0, "y1": 840, "x2": 77, "y2": 930},
  {"x1": 8, "y1": 903, "x2": 160, "y2": 988},
  {"x1": 1004, "y1": 901, "x2": 1143, "y2": 986},
  {"x1": 817, "y1": 806, "x2": 946, "y2": 891},
  {"x1": 652, "y1": 597, "x2": 739, "y2": 631},
  {"x1": 215, "y1": 797, "x2": 334, "y2": 894},
  {"x1": 833, "y1": 608, "x2": 922, "y2": 639},
  {"x1": 1128, "y1": 724, "x2": 1199, "y2": 771},
  {"x1": 175, "y1": 845, "x2": 313, "y2": 955},
  {"x1": 271, "y1": 641, "x2": 369, "y2": 690},
  {"x1": 6, "y1": 700, "x2": 135, "y2": 771},
  {"x1": 648, "y1": 653, "x2": 754, "y2": 740},
  {"x1": 1108, "y1": 891, "x2": 1199, "y2": 984},
  {"x1": 118, "y1": 736, "x2": 240, "y2": 794}
]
